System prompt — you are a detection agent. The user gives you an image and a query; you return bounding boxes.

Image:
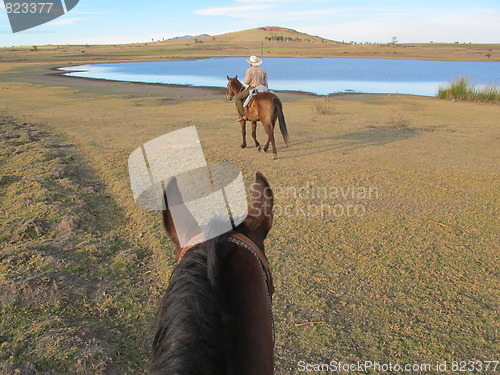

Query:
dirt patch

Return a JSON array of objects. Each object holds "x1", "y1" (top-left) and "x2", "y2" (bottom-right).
[{"x1": 55, "y1": 215, "x2": 79, "y2": 237}]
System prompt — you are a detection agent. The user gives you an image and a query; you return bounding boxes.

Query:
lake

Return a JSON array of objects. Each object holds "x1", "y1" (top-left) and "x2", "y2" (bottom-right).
[{"x1": 59, "y1": 57, "x2": 500, "y2": 96}]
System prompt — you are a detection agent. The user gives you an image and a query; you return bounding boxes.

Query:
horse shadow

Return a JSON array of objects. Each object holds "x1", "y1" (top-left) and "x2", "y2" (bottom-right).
[{"x1": 277, "y1": 124, "x2": 426, "y2": 159}]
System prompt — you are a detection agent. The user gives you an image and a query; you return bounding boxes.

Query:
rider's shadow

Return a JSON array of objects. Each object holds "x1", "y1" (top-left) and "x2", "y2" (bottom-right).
[{"x1": 277, "y1": 125, "x2": 424, "y2": 159}]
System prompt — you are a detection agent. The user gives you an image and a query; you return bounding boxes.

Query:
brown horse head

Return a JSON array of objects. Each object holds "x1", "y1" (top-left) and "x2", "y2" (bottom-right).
[
  {"x1": 226, "y1": 75, "x2": 244, "y2": 101},
  {"x1": 152, "y1": 172, "x2": 275, "y2": 374}
]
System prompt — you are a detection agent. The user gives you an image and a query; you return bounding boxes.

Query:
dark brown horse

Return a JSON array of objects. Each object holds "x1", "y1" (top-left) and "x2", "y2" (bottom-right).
[
  {"x1": 151, "y1": 172, "x2": 275, "y2": 375},
  {"x1": 226, "y1": 76, "x2": 288, "y2": 160}
]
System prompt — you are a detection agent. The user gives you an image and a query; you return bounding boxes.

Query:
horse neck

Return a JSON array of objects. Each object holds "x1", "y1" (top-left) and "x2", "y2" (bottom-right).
[{"x1": 152, "y1": 233, "x2": 274, "y2": 374}]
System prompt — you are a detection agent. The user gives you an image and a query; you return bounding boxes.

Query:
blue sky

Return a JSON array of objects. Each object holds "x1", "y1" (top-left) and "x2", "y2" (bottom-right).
[{"x1": 1, "y1": 0, "x2": 499, "y2": 47}]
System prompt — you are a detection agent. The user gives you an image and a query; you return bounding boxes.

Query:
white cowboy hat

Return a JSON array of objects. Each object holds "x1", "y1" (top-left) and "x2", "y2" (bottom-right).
[{"x1": 247, "y1": 56, "x2": 263, "y2": 66}]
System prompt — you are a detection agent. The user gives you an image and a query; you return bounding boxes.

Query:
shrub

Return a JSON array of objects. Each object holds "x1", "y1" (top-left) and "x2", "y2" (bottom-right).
[{"x1": 438, "y1": 76, "x2": 500, "y2": 103}]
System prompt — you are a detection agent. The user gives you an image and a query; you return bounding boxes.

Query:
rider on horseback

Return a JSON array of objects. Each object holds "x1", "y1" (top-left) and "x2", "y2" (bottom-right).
[{"x1": 235, "y1": 56, "x2": 268, "y2": 121}]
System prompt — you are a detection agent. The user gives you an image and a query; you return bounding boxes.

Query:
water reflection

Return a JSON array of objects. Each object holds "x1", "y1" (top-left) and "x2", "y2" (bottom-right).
[{"x1": 59, "y1": 57, "x2": 500, "y2": 97}]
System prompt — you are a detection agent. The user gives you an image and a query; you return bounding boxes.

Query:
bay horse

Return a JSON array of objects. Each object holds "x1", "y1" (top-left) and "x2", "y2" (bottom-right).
[
  {"x1": 151, "y1": 172, "x2": 275, "y2": 375},
  {"x1": 226, "y1": 76, "x2": 288, "y2": 160}
]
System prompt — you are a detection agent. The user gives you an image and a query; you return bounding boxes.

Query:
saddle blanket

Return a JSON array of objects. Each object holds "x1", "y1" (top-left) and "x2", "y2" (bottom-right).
[{"x1": 243, "y1": 85, "x2": 273, "y2": 107}]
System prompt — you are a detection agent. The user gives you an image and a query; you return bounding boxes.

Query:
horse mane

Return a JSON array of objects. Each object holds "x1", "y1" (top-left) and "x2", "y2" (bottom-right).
[{"x1": 151, "y1": 228, "x2": 234, "y2": 375}]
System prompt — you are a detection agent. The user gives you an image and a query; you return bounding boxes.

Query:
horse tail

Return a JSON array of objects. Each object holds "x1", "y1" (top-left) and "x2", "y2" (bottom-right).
[{"x1": 273, "y1": 97, "x2": 289, "y2": 145}]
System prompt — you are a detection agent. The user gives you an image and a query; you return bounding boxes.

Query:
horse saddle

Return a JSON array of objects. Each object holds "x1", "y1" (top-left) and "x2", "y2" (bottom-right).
[{"x1": 243, "y1": 85, "x2": 269, "y2": 108}]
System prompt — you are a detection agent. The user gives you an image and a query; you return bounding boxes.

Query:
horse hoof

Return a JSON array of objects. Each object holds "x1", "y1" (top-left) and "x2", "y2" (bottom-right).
[
  {"x1": 257, "y1": 146, "x2": 262, "y2": 152},
  {"x1": 273, "y1": 154, "x2": 278, "y2": 160},
  {"x1": 263, "y1": 147, "x2": 268, "y2": 153},
  {"x1": 241, "y1": 144, "x2": 246, "y2": 148}
]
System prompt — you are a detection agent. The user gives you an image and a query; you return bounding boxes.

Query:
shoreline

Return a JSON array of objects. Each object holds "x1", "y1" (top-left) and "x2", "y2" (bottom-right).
[
  {"x1": 50, "y1": 65, "x2": 436, "y2": 100},
  {"x1": 50, "y1": 55, "x2": 500, "y2": 99},
  {"x1": 2, "y1": 55, "x2": 496, "y2": 104},
  {"x1": 0, "y1": 63, "x2": 330, "y2": 102}
]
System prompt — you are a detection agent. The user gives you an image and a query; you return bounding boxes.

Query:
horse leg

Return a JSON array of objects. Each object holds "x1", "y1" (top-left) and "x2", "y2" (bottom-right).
[
  {"x1": 240, "y1": 120, "x2": 247, "y2": 148},
  {"x1": 267, "y1": 125, "x2": 278, "y2": 160},
  {"x1": 251, "y1": 121, "x2": 260, "y2": 151},
  {"x1": 270, "y1": 114, "x2": 278, "y2": 159},
  {"x1": 269, "y1": 124, "x2": 278, "y2": 160},
  {"x1": 263, "y1": 136, "x2": 270, "y2": 153},
  {"x1": 262, "y1": 122, "x2": 277, "y2": 159},
  {"x1": 262, "y1": 118, "x2": 272, "y2": 152}
]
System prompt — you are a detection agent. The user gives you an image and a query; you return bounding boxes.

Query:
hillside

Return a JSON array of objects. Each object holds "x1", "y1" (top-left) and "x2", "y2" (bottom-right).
[
  {"x1": 150, "y1": 26, "x2": 497, "y2": 61},
  {"x1": 149, "y1": 26, "x2": 341, "y2": 58},
  {"x1": 210, "y1": 26, "x2": 339, "y2": 44}
]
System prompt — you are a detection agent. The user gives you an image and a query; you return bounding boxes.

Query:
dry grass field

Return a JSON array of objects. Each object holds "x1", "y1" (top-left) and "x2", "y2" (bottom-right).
[
  {"x1": 1, "y1": 26, "x2": 499, "y2": 63},
  {"x1": 1, "y1": 28, "x2": 499, "y2": 374}
]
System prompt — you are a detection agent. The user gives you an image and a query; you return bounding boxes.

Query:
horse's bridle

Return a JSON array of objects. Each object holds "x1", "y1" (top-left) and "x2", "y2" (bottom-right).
[
  {"x1": 178, "y1": 232, "x2": 274, "y2": 298},
  {"x1": 226, "y1": 79, "x2": 245, "y2": 102}
]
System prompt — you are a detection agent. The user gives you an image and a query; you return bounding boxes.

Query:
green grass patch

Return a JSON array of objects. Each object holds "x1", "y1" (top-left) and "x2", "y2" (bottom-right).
[{"x1": 438, "y1": 76, "x2": 500, "y2": 103}]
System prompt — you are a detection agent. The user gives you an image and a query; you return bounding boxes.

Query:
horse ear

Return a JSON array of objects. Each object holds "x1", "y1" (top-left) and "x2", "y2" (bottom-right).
[
  {"x1": 161, "y1": 177, "x2": 199, "y2": 251},
  {"x1": 227, "y1": 75, "x2": 230, "y2": 81},
  {"x1": 235, "y1": 75, "x2": 238, "y2": 80},
  {"x1": 243, "y1": 172, "x2": 273, "y2": 245}
]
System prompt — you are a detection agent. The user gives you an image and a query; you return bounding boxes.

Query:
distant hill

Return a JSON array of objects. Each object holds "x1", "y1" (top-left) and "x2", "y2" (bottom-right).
[
  {"x1": 212, "y1": 26, "x2": 340, "y2": 44},
  {"x1": 169, "y1": 34, "x2": 210, "y2": 41},
  {"x1": 155, "y1": 26, "x2": 341, "y2": 58},
  {"x1": 159, "y1": 26, "x2": 339, "y2": 45}
]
